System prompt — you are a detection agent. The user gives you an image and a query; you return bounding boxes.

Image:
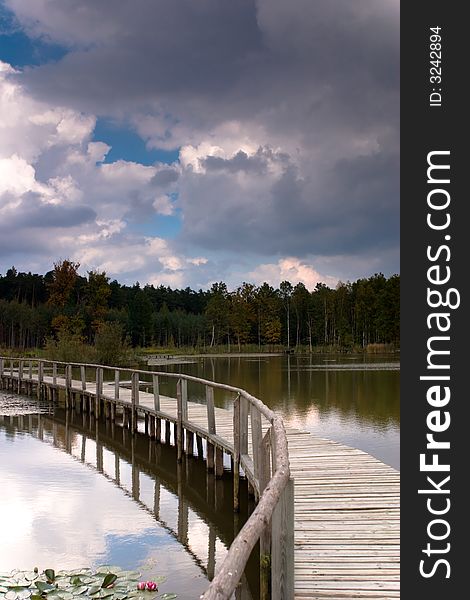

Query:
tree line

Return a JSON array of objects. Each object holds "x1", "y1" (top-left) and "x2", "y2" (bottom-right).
[{"x1": 0, "y1": 261, "x2": 399, "y2": 352}]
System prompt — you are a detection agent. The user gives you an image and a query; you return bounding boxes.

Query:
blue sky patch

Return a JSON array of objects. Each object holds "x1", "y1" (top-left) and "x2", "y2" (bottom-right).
[
  {"x1": 93, "y1": 118, "x2": 180, "y2": 166},
  {"x1": 0, "y1": 6, "x2": 66, "y2": 67},
  {"x1": 131, "y1": 214, "x2": 182, "y2": 239}
]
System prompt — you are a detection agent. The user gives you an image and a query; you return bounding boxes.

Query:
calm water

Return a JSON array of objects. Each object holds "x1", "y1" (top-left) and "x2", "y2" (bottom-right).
[
  {"x1": 0, "y1": 395, "x2": 256, "y2": 597},
  {"x1": 149, "y1": 353, "x2": 400, "y2": 470}
]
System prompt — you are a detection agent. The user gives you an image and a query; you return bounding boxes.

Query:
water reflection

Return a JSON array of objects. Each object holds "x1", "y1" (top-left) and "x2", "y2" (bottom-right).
[{"x1": 0, "y1": 402, "x2": 257, "y2": 598}]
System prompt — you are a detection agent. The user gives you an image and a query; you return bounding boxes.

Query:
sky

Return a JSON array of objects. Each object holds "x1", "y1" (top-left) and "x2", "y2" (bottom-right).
[{"x1": 0, "y1": 0, "x2": 399, "y2": 291}]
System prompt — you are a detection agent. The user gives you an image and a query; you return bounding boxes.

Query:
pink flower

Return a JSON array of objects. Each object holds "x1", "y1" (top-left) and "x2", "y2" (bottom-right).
[
  {"x1": 145, "y1": 582, "x2": 158, "y2": 592},
  {"x1": 137, "y1": 582, "x2": 146, "y2": 591}
]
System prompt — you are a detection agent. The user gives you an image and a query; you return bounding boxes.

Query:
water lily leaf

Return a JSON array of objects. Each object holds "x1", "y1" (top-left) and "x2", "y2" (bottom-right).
[
  {"x1": 57, "y1": 592, "x2": 73, "y2": 600},
  {"x1": 44, "y1": 573, "x2": 55, "y2": 585},
  {"x1": 71, "y1": 587, "x2": 87, "y2": 597},
  {"x1": 116, "y1": 574, "x2": 139, "y2": 582},
  {"x1": 0, "y1": 588, "x2": 8, "y2": 594},
  {"x1": 87, "y1": 586, "x2": 101, "y2": 597},
  {"x1": 5, "y1": 592, "x2": 17, "y2": 600},
  {"x1": 30, "y1": 595, "x2": 42, "y2": 600},
  {"x1": 159, "y1": 595, "x2": 177, "y2": 600},
  {"x1": 35, "y1": 582, "x2": 55, "y2": 594},
  {"x1": 17, "y1": 591, "x2": 31, "y2": 600},
  {"x1": 98, "y1": 590, "x2": 114, "y2": 599},
  {"x1": 24, "y1": 575, "x2": 38, "y2": 583},
  {"x1": 100, "y1": 575, "x2": 117, "y2": 590}
]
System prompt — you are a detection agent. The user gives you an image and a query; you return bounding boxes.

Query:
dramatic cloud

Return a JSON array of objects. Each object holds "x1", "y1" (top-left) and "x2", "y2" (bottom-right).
[{"x1": 0, "y1": 0, "x2": 399, "y2": 287}]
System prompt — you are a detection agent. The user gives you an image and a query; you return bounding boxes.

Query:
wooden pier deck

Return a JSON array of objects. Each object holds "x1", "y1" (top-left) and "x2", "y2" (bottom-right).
[{"x1": 1, "y1": 359, "x2": 400, "y2": 599}]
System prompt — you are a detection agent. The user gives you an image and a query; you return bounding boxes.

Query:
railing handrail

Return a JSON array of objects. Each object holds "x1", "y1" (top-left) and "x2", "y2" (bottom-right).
[{"x1": 0, "y1": 356, "x2": 292, "y2": 600}]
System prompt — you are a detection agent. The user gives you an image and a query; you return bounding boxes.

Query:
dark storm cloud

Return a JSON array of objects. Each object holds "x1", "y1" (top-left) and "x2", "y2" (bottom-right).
[
  {"x1": 0, "y1": 193, "x2": 96, "y2": 229},
  {"x1": 12, "y1": 0, "x2": 263, "y2": 111},
  {"x1": 201, "y1": 148, "x2": 289, "y2": 175},
  {"x1": 5, "y1": 0, "x2": 399, "y2": 274},
  {"x1": 150, "y1": 168, "x2": 179, "y2": 187},
  {"x1": 179, "y1": 150, "x2": 398, "y2": 257}
]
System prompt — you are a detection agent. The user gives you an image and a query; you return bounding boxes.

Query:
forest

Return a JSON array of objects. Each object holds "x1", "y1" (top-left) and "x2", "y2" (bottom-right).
[{"x1": 0, "y1": 260, "x2": 400, "y2": 354}]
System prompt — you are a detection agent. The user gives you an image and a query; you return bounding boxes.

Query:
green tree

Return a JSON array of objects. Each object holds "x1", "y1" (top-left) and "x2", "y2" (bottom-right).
[
  {"x1": 205, "y1": 282, "x2": 230, "y2": 347},
  {"x1": 279, "y1": 280, "x2": 293, "y2": 348}
]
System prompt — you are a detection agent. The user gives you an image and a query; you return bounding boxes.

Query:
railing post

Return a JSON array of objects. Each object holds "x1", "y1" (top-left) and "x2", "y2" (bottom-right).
[
  {"x1": 251, "y1": 406, "x2": 262, "y2": 490},
  {"x1": 271, "y1": 478, "x2": 295, "y2": 600},
  {"x1": 206, "y1": 385, "x2": 216, "y2": 472},
  {"x1": 65, "y1": 364, "x2": 72, "y2": 409},
  {"x1": 260, "y1": 429, "x2": 273, "y2": 599},
  {"x1": 0, "y1": 357, "x2": 3, "y2": 382},
  {"x1": 153, "y1": 374, "x2": 160, "y2": 410},
  {"x1": 18, "y1": 359, "x2": 24, "y2": 392},
  {"x1": 233, "y1": 394, "x2": 241, "y2": 512},
  {"x1": 28, "y1": 360, "x2": 33, "y2": 382},
  {"x1": 176, "y1": 378, "x2": 184, "y2": 462},
  {"x1": 152, "y1": 374, "x2": 161, "y2": 441},
  {"x1": 206, "y1": 385, "x2": 216, "y2": 435},
  {"x1": 52, "y1": 362, "x2": 57, "y2": 385},
  {"x1": 96, "y1": 367, "x2": 103, "y2": 418},
  {"x1": 114, "y1": 369, "x2": 120, "y2": 400},
  {"x1": 131, "y1": 372, "x2": 139, "y2": 434},
  {"x1": 81, "y1": 366, "x2": 87, "y2": 392},
  {"x1": 37, "y1": 361, "x2": 44, "y2": 398},
  {"x1": 239, "y1": 395, "x2": 248, "y2": 456}
]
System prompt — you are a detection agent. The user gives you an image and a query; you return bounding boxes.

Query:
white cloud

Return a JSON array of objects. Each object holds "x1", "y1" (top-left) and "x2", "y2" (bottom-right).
[
  {"x1": 248, "y1": 258, "x2": 338, "y2": 290},
  {"x1": 153, "y1": 195, "x2": 174, "y2": 216},
  {"x1": 0, "y1": 154, "x2": 40, "y2": 196}
]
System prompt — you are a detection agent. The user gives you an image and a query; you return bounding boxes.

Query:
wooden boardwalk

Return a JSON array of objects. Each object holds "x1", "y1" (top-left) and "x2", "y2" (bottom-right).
[{"x1": 1, "y1": 360, "x2": 400, "y2": 599}]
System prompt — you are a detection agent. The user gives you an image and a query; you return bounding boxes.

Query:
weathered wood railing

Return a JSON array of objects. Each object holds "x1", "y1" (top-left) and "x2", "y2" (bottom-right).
[{"x1": 0, "y1": 357, "x2": 294, "y2": 600}]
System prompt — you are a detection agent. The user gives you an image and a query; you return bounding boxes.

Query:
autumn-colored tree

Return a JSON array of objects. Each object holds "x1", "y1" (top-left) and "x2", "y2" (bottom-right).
[{"x1": 47, "y1": 259, "x2": 80, "y2": 308}]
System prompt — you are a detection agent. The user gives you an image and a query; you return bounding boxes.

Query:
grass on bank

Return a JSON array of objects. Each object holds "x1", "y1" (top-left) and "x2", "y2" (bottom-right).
[{"x1": 0, "y1": 339, "x2": 399, "y2": 365}]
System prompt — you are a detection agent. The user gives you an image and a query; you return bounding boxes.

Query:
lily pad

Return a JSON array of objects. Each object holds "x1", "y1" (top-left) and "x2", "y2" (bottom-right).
[
  {"x1": 101, "y1": 575, "x2": 117, "y2": 590},
  {"x1": 159, "y1": 595, "x2": 177, "y2": 600},
  {"x1": 44, "y1": 572, "x2": 55, "y2": 585},
  {"x1": 35, "y1": 582, "x2": 56, "y2": 594}
]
